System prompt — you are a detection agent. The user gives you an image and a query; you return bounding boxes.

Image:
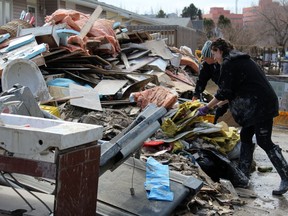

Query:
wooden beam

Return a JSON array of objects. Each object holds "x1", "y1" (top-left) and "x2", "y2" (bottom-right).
[
  {"x1": 0, "y1": 155, "x2": 56, "y2": 179},
  {"x1": 79, "y1": 6, "x2": 103, "y2": 39}
]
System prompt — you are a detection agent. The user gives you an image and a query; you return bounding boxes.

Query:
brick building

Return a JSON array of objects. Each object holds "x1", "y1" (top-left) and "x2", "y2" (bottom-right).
[
  {"x1": 243, "y1": 0, "x2": 280, "y2": 27},
  {"x1": 203, "y1": 0, "x2": 280, "y2": 28},
  {"x1": 203, "y1": 7, "x2": 243, "y2": 27}
]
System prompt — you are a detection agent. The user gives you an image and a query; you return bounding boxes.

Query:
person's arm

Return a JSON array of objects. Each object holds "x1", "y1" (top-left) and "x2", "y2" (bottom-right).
[
  {"x1": 193, "y1": 63, "x2": 213, "y2": 99},
  {"x1": 216, "y1": 100, "x2": 228, "y2": 107},
  {"x1": 206, "y1": 97, "x2": 220, "y2": 109},
  {"x1": 197, "y1": 97, "x2": 220, "y2": 116}
]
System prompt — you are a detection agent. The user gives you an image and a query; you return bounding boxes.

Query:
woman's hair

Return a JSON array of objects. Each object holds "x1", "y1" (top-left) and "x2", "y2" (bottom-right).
[{"x1": 211, "y1": 38, "x2": 234, "y2": 56}]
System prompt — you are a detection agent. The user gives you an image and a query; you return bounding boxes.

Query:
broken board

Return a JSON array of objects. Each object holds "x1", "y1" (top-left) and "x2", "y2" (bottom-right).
[
  {"x1": 94, "y1": 79, "x2": 128, "y2": 96},
  {"x1": 69, "y1": 83, "x2": 102, "y2": 111}
]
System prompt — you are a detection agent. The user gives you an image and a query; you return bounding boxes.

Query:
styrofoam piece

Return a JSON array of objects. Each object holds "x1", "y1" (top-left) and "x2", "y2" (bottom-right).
[
  {"x1": 0, "y1": 33, "x2": 10, "y2": 44},
  {"x1": 8, "y1": 43, "x2": 47, "y2": 61},
  {"x1": 1, "y1": 59, "x2": 52, "y2": 102},
  {"x1": 56, "y1": 28, "x2": 80, "y2": 46},
  {"x1": 1, "y1": 34, "x2": 35, "y2": 53}
]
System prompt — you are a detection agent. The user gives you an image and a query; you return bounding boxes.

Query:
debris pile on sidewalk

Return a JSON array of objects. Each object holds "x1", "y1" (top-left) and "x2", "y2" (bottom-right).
[
  {"x1": 140, "y1": 100, "x2": 247, "y2": 215},
  {"x1": 0, "y1": 7, "x2": 250, "y2": 215}
]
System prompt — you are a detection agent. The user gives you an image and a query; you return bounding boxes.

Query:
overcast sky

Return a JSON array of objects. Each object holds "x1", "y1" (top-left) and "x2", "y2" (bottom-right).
[{"x1": 100, "y1": 0, "x2": 259, "y2": 15}]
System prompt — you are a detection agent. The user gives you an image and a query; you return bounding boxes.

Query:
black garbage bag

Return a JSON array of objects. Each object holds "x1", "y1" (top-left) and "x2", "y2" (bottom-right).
[{"x1": 196, "y1": 148, "x2": 249, "y2": 187}]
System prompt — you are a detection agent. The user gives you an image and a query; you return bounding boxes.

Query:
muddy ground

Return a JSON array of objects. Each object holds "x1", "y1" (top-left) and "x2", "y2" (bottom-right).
[{"x1": 233, "y1": 127, "x2": 288, "y2": 215}]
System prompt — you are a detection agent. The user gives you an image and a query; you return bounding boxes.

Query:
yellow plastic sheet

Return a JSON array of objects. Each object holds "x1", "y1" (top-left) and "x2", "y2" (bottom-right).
[{"x1": 161, "y1": 101, "x2": 240, "y2": 155}]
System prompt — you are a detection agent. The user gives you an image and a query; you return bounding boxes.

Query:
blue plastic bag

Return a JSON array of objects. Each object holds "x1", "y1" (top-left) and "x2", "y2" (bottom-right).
[
  {"x1": 47, "y1": 78, "x2": 92, "y2": 88},
  {"x1": 144, "y1": 157, "x2": 174, "y2": 201}
]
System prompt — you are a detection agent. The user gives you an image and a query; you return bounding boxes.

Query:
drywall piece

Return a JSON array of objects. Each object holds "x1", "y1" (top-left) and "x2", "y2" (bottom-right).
[
  {"x1": 69, "y1": 83, "x2": 102, "y2": 111},
  {"x1": 143, "y1": 39, "x2": 174, "y2": 60},
  {"x1": 94, "y1": 79, "x2": 128, "y2": 96},
  {"x1": 144, "y1": 57, "x2": 168, "y2": 72}
]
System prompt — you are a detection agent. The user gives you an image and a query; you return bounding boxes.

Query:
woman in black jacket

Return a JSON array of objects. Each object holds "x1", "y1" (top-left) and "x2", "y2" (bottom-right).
[{"x1": 198, "y1": 38, "x2": 288, "y2": 195}]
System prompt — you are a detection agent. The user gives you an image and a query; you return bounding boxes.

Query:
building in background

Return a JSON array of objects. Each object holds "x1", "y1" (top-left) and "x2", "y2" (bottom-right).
[
  {"x1": 202, "y1": 0, "x2": 281, "y2": 28},
  {"x1": 203, "y1": 7, "x2": 243, "y2": 27},
  {"x1": 243, "y1": 0, "x2": 280, "y2": 27}
]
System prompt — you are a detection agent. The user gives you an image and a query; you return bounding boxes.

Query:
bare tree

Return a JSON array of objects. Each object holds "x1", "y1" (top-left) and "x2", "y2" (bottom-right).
[
  {"x1": 254, "y1": 0, "x2": 288, "y2": 54},
  {"x1": 203, "y1": 18, "x2": 215, "y2": 39},
  {"x1": 222, "y1": 26, "x2": 258, "y2": 47}
]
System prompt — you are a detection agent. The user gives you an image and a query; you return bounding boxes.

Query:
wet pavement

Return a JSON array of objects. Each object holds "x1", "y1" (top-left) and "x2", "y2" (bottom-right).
[{"x1": 233, "y1": 127, "x2": 288, "y2": 215}]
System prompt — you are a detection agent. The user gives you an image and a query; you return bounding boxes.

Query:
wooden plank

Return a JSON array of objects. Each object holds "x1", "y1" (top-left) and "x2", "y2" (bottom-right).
[
  {"x1": 120, "y1": 52, "x2": 130, "y2": 69},
  {"x1": 54, "y1": 144, "x2": 100, "y2": 216},
  {"x1": 0, "y1": 155, "x2": 56, "y2": 179},
  {"x1": 45, "y1": 50, "x2": 84, "y2": 63},
  {"x1": 31, "y1": 55, "x2": 46, "y2": 67},
  {"x1": 79, "y1": 6, "x2": 103, "y2": 39}
]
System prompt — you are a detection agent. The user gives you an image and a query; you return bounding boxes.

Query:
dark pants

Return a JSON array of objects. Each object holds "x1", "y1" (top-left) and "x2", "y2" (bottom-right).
[{"x1": 240, "y1": 119, "x2": 275, "y2": 153}]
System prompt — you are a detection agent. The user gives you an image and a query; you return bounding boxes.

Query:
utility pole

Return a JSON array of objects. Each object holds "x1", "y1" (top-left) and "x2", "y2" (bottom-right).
[{"x1": 235, "y1": 0, "x2": 238, "y2": 14}]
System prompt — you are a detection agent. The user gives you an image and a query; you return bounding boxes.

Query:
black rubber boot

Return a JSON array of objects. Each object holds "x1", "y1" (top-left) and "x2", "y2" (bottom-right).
[
  {"x1": 267, "y1": 145, "x2": 288, "y2": 195},
  {"x1": 238, "y1": 142, "x2": 255, "y2": 178}
]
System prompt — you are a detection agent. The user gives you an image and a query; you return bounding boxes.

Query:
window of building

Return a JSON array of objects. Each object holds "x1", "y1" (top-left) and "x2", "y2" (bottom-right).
[{"x1": 26, "y1": 5, "x2": 36, "y2": 26}]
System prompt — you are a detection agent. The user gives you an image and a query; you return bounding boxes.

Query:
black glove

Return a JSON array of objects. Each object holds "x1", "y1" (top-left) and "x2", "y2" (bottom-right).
[{"x1": 214, "y1": 104, "x2": 229, "y2": 124}]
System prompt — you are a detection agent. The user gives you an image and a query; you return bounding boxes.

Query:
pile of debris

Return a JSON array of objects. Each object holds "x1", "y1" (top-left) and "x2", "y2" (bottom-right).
[{"x1": 0, "y1": 7, "x2": 251, "y2": 216}]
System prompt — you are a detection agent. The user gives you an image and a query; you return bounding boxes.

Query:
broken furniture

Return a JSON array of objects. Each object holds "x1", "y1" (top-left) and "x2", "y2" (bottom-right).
[{"x1": 0, "y1": 113, "x2": 103, "y2": 215}]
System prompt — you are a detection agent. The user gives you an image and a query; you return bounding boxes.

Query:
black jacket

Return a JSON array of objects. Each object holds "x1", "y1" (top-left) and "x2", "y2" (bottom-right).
[
  {"x1": 215, "y1": 50, "x2": 279, "y2": 127},
  {"x1": 193, "y1": 62, "x2": 221, "y2": 98}
]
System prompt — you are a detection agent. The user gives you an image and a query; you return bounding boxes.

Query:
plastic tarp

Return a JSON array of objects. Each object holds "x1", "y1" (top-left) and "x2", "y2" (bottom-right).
[{"x1": 144, "y1": 157, "x2": 174, "y2": 201}]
